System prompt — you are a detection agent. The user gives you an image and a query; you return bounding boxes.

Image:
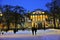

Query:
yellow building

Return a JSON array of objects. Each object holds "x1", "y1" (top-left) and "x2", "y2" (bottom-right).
[
  {"x1": 23, "y1": 16, "x2": 32, "y2": 29},
  {"x1": 30, "y1": 10, "x2": 48, "y2": 29}
]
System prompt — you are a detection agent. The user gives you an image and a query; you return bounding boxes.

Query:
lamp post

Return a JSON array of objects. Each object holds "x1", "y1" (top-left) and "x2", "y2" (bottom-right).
[
  {"x1": 0, "y1": 11, "x2": 3, "y2": 31},
  {"x1": 0, "y1": 11, "x2": 3, "y2": 23}
]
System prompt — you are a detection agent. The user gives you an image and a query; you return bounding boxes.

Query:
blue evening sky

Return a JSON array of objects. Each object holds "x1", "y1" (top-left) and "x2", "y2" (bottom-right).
[{"x1": 1, "y1": 0, "x2": 52, "y2": 11}]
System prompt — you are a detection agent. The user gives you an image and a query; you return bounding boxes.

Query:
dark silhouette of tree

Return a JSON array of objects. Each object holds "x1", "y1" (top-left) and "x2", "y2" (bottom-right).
[
  {"x1": 1, "y1": 5, "x2": 25, "y2": 32},
  {"x1": 55, "y1": 6, "x2": 60, "y2": 28},
  {"x1": 46, "y1": 0, "x2": 58, "y2": 28},
  {"x1": 3, "y1": 5, "x2": 13, "y2": 30},
  {"x1": 13, "y1": 5, "x2": 25, "y2": 14},
  {"x1": 12, "y1": 5, "x2": 26, "y2": 33}
]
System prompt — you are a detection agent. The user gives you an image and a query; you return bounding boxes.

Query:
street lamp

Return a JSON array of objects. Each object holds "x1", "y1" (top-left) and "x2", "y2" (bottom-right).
[
  {"x1": 0, "y1": 14, "x2": 3, "y2": 16},
  {"x1": 0, "y1": 11, "x2": 3, "y2": 16}
]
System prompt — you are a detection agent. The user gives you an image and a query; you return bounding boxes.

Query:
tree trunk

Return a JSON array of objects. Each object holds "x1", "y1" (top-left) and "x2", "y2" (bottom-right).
[
  {"x1": 53, "y1": 16, "x2": 56, "y2": 28},
  {"x1": 7, "y1": 20, "x2": 10, "y2": 30},
  {"x1": 58, "y1": 18, "x2": 60, "y2": 28}
]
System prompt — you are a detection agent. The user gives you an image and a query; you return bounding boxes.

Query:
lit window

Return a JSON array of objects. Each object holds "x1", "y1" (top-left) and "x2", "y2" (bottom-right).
[
  {"x1": 46, "y1": 15, "x2": 48, "y2": 18},
  {"x1": 33, "y1": 15, "x2": 34, "y2": 18},
  {"x1": 42, "y1": 12, "x2": 45, "y2": 14},
  {"x1": 43, "y1": 15, "x2": 45, "y2": 21},
  {"x1": 30, "y1": 16, "x2": 33, "y2": 19},
  {"x1": 40, "y1": 15, "x2": 42, "y2": 21},
  {"x1": 33, "y1": 12, "x2": 35, "y2": 14},
  {"x1": 0, "y1": 14, "x2": 3, "y2": 16}
]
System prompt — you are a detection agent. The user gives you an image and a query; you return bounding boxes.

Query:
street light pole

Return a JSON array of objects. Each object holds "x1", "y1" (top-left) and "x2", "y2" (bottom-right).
[{"x1": 0, "y1": 11, "x2": 3, "y2": 23}]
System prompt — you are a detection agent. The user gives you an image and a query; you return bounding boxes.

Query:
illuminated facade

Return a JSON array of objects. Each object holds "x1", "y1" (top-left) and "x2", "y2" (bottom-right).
[
  {"x1": 30, "y1": 10, "x2": 48, "y2": 28},
  {"x1": 24, "y1": 16, "x2": 32, "y2": 28}
]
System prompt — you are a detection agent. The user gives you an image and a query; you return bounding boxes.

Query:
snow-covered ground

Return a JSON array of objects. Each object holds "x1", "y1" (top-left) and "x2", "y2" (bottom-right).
[
  {"x1": 1, "y1": 29, "x2": 60, "y2": 35},
  {"x1": 0, "y1": 29, "x2": 60, "y2": 40}
]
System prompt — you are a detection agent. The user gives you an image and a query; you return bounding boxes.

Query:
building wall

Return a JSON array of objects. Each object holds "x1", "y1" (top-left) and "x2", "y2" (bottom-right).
[{"x1": 30, "y1": 11, "x2": 48, "y2": 28}]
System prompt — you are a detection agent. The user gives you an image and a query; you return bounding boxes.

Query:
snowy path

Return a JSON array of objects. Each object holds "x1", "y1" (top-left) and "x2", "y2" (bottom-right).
[
  {"x1": 0, "y1": 35, "x2": 60, "y2": 40},
  {"x1": 0, "y1": 29, "x2": 60, "y2": 40}
]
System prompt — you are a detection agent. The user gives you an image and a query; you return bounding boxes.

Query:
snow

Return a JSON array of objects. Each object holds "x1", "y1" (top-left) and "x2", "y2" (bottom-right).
[{"x1": 0, "y1": 29, "x2": 60, "y2": 40}]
